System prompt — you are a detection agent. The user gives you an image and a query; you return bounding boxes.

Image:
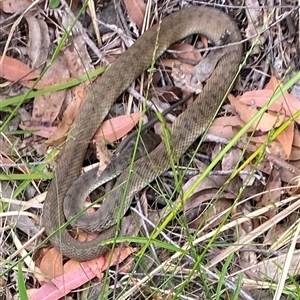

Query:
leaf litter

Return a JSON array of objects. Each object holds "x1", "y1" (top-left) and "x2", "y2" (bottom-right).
[{"x1": 0, "y1": 0, "x2": 300, "y2": 300}]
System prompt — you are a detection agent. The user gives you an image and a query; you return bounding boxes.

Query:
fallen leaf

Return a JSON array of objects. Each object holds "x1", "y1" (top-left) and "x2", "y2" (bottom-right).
[
  {"x1": 0, "y1": 154, "x2": 30, "y2": 174},
  {"x1": 39, "y1": 248, "x2": 64, "y2": 279},
  {"x1": 238, "y1": 79, "x2": 300, "y2": 125},
  {"x1": 293, "y1": 129, "x2": 300, "y2": 148},
  {"x1": 0, "y1": 55, "x2": 39, "y2": 82},
  {"x1": 169, "y1": 43, "x2": 201, "y2": 64},
  {"x1": 188, "y1": 196, "x2": 233, "y2": 229},
  {"x1": 228, "y1": 94, "x2": 285, "y2": 131},
  {"x1": 46, "y1": 36, "x2": 95, "y2": 145},
  {"x1": 257, "y1": 167, "x2": 281, "y2": 220},
  {"x1": 250, "y1": 249, "x2": 300, "y2": 281},
  {"x1": 26, "y1": 16, "x2": 50, "y2": 70},
  {"x1": 124, "y1": 0, "x2": 146, "y2": 30},
  {"x1": 33, "y1": 247, "x2": 133, "y2": 299},
  {"x1": 102, "y1": 247, "x2": 134, "y2": 270},
  {"x1": 47, "y1": 84, "x2": 87, "y2": 146},
  {"x1": 30, "y1": 264, "x2": 95, "y2": 300},
  {"x1": 0, "y1": 0, "x2": 32, "y2": 13},
  {"x1": 208, "y1": 125, "x2": 235, "y2": 141},
  {"x1": 19, "y1": 124, "x2": 57, "y2": 138},
  {"x1": 93, "y1": 112, "x2": 143, "y2": 142},
  {"x1": 276, "y1": 119, "x2": 294, "y2": 157},
  {"x1": 30, "y1": 53, "x2": 70, "y2": 128}
]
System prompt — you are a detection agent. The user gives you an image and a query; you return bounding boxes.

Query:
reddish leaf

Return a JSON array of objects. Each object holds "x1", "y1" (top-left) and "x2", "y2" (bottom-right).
[
  {"x1": 169, "y1": 43, "x2": 202, "y2": 63},
  {"x1": 276, "y1": 119, "x2": 294, "y2": 157},
  {"x1": 94, "y1": 112, "x2": 142, "y2": 142},
  {"x1": 19, "y1": 124, "x2": 57, "y2": 138},
  {"x1": 238, "y1": 77, "x2": 300, "y2": 125},
  {"x1": 228, "y1": 94, "x2": 285, "y2": 131},
  {"x1": 124, "y1": 0, "x2": 146, "y2": 30},
  {"x1": 0, "y1": 55, "x2": 39, "y2": 82},
  {"x1": 39, "y1": 248, "x2": 64, "y2": 279},
  {"x1": 30, "y1": 266, "x2": 95, "y2": 300},
  {"x1": 33, "y1": 247, "x2": 133, "y2": 299},
  {"x1": 0, "y1": 0, "x2": 32, "y2": 13}
]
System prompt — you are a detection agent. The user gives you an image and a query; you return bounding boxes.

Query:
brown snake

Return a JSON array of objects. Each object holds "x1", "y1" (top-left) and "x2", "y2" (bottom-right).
[{"x1": 43, "y1": 6, "x2": 243, "y2": 261}]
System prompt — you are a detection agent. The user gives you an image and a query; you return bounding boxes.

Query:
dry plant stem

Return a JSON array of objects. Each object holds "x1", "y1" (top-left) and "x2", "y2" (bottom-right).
[
  {"x1": 205, "y1": 135, "x2": 300, "y2": 175},
  {"x1": 236, "y1": 141, "x2": 300, "y2": 175},
  {"x1": 43, "y1": 7, "x2": 242, "y2": 261},
  {"x1": 59, "y1": 0, "x2": 108, "y2": 63}
]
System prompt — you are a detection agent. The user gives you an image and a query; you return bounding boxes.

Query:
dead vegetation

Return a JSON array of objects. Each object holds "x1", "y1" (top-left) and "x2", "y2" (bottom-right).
[{"x1": 0, "y1": 0, "x2": 300, "y2": 299}]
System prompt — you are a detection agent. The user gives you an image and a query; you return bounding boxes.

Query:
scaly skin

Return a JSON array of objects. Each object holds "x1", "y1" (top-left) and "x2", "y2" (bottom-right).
[{"x1": 43, "y1": 6, "x2": 243, "y2": 261}]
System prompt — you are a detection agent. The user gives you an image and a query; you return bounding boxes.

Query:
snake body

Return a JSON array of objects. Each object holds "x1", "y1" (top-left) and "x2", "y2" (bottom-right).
[
  {"x1": 43, "y1": 6, "x2": 243, "y2": 261},
  {"x1": 63, "y1": 132, "x2": 161, "y2": 230}
]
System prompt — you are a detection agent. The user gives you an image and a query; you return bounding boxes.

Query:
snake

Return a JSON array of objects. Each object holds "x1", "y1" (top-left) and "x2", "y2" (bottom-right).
[
  {"x1": 63, "y1": 132, "x2": 162, "y2": 231},
  {"x1": 43, "y1": 6, "x2": 243, "y2": 261}
]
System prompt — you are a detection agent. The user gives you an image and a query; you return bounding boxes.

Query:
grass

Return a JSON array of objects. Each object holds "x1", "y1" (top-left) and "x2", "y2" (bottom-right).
[{"x1": 1, "y1": 1, "x2": 300, "y2": 300}]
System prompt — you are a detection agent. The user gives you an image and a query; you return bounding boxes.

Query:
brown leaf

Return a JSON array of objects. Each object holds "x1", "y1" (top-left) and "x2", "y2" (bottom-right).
[
  {"x1": 0, "y1": 55, "x2": 39, "y2": 82},
  {"x1": 19, "y1": 124, "x2": 57, "y2": 138},
  {"x1": 39, "y1": 248, "x2": 64, "y2": 279},
  {"x1": 212, "y1": 115, "x2": 245, "y2": 128},
  {"x1": 0, "y1": 154, "x2": 30, "y2": 174},
  {"x1": 228, "y1": 94, "x2": 285, "y2": 131},
  {"x1": 253, "y1": 249, "x2": 300, "y2": 281},
  {"x1": 183, "y1": 177, "x2": 224, "y2": 211},
  {"x1": 63, "y1": 35, "x2": 94, "y2": 77},
  {"x1": 26, "y1": 16, "x2": 50, "y2": 70},
  {"x1": 188, "y1": 197, "x2": 233, "y2": 229},
  {"x1": 102, "y1": 247, "x2": 134, "y2": 271},
  {"x1": 31, "y1": 53, "x2": 70, "y2": 128},
  {"x1": 238, "y1": 80, "x2": 300, "y2": 125},
  {"x1": 168, "y1": 43, "x2": 202, "y2": 64},
  {"x1": 0, "y1": 0, "x2": 32, "y2": 13},
  {"x1": 222, "y1": 148, "x2": 243, "y2": 171},
  {"x1": 258, "y1": 167, "x2": 281, "y2": 220},
  {"x1": 293, "y1": 129, "x2": 300, "y2": 148},
  {"x1": 276, "y1": 119, "x2": 294, "y2": 157},
  {"x1": 208, "y1": 125, "x2": 235, "y2": 140},
  {"x1": 31, "y1": 263, "x2": 95, "y2": 299},
  {"x1": 94, "y1": 112, "x2": 142, "y2": 142},
  {"x1": 47, "y1": 84, "x2": 87, "y2": 146},
  {"x1": 124, "y1": 0, "x2": 146, "y2": 30}
]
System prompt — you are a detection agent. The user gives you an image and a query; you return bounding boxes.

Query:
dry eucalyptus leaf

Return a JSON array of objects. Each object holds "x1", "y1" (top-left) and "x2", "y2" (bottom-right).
[
  {"x1": 124, "y1": 0, "x2": 146, "y2": 30},
  {"x1": 188, "y1": 197, "x2": 233, "y2": 229},
  {"x1": 169, "y1": 43, "x2": 202, "y2": 64},
  {"x1": 47, "y1": 36, "x2": 95, "y2": 145},
  {"x1": 0, "y1": 55, "x2": 38, "y2": 82},
  {"x1": 238, "y1": 86, "x2": 300, "y2": 125},
  {"x1": 31, "y1": 53, "x2": 70, "y2": 127},
  {"x1": 250, "y1": 249, "x2": 300, "y2": 281},
  {"x1": 228, "y1": 94, "x2": 285, "y2": 132},
  {"x1": 63, "y1": 35, "x2": 94, "y2": 76},
  {"x1": 26, "y1": 16, "x2": 50, "y2": 70},
  {"x1": 94, "y1": 112, "x2": 142, "y2": 143},
  {"x1": 47, "y1": 84, "x2": 86, "y2": 146},
  {"x1": 276, "y1": 120, "x2": 294, "y2": 158},
  {"x1": 0, "y1": 0, "x2": 32, "y2": 13}
]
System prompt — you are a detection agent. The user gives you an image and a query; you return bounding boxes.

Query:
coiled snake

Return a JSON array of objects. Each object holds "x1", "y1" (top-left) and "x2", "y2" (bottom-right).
[{"x1": 43, "y1": 6, "x2": 243, "y2": 261}]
